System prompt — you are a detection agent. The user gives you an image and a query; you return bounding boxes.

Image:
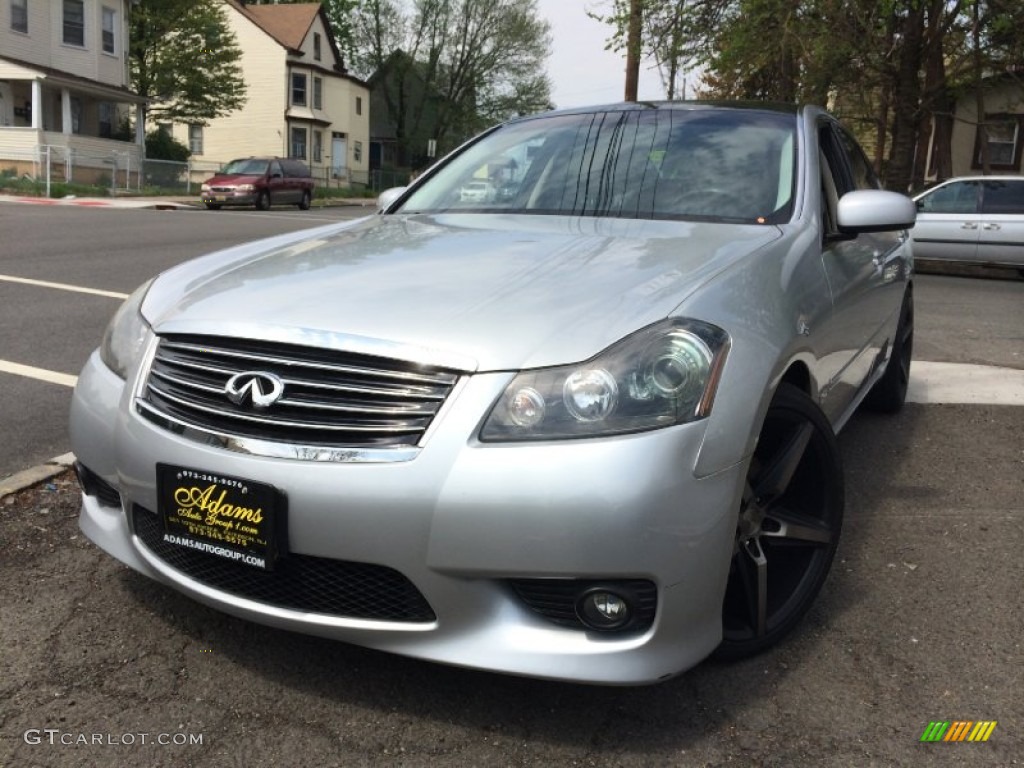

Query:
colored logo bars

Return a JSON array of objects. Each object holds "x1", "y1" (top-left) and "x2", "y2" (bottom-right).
[{"x1": 920, "y1": 721, "x2": 997, "y2": 742}]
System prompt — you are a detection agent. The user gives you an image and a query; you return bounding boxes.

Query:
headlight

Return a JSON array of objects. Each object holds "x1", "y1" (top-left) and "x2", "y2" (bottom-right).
[
  {"x1": 100, "y1": 279, "x2": 154, "y2": 379},
  {"x1": 200, "y1": 183, "x2": 211, "y2": 193},
  {"x1": 236, "y1": 184, "x2": 255, "y2": 192},
  {"x1": 480, "y1": 319, "x2": 729, "y2": 441}
]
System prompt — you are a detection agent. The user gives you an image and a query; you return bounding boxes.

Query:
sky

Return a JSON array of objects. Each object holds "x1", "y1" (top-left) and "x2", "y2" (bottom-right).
[{"x1": 535, "y1": 0, "x2": 667, "y2": 109}]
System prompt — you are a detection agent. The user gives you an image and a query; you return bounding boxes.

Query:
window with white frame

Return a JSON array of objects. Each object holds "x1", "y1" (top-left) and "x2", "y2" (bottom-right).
[
  {"x1": 102, "y1": 6, "x2": 117, "y2": 54},
  {"x1": 313, "y1": 77, "x2": 323, "y2": 110},
  {"x1": 313, "y1": 130, "x2": 323, "y2": 163},
  {"x1": 291, "y1": 126, "x2": 307, "y2": 159},
  {"x1": 63, "y1": 0, "x2": 84, "y2": 46},
  {"x1": 291, "y1": 73, "x2": 307, "y2": 106},
  {"x1": 189, "y1": 124, "x2": 204, "y2": 155},
  {"x1": 975, "y1": 114, "x2": 1022, "y2": 170},
  {"x1": 314, "y1": 32, "x2": 322, "y2": 61},
  {"x1": 10, "y1": 0, "x2": 27, "y2": 33},
  {"x1": 353, "y1": 140, "x2": 363, "y2": 163}
]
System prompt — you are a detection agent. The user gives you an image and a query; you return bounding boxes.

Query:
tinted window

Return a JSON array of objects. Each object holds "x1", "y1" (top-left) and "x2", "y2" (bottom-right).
[
  {"x1": 917, "y1": 181, "x2": 979, "y2": 214},
  {"x1": 836, "y1": 128, "x2": 879, "y2": 191},
  {"x1": 981, "y1": 180, "x2": 1024, "y2": 214},
  {"x1": 281, "y1": 159, "x2": 311, "y2": 178},
  {"x1": 401, "y1": 109, "x2": 797, "y2": 223}
]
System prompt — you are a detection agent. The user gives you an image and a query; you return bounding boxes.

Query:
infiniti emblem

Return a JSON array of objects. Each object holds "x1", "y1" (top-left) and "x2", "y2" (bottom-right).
[{"x1": 225, "y1": 371, "x2": 285, "y2": 408}]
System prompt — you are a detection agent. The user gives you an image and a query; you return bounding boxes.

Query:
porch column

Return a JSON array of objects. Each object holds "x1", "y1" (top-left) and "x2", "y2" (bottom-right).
[
  {"x1": 135, "y1": 104, "x2": 145, "y2": 146},
  {"x1": 31, "y1": 79, "x2": 42, "y2": 130},
  {"x1": 61, "y1": 87, "x2": 72, "y2": 134}
]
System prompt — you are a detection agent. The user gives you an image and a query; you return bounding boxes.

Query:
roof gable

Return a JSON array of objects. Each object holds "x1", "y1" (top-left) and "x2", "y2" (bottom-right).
[
  {"x1": 244, "y1": 3, "x2": 320, "y2": 50},
  {"x1": 226, "y1": 1, "x2": 320, "y2": 51}
]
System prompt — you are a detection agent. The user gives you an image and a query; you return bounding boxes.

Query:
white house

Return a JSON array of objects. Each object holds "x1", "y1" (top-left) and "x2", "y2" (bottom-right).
[
  {"x1": 173, "y1": 1, "x2": 370, "y2": 187},
  {"x1": 0, "y1": 0, "x2": 144, "y2": 186}
]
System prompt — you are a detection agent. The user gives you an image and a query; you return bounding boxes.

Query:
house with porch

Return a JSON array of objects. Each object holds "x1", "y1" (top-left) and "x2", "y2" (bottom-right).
[
  {"x1": 168, "y1": 1, "x2": 369, "y2": 187},
  {"x1": 0, "y1": 0, "x2": 144, "y2": 188}
]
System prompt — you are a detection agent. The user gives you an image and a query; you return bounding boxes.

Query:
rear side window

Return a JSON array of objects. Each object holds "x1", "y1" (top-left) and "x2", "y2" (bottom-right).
[
  {"x1": 281, "y1": 159, "x2": 311, "y2": 178},
  {"x1": 981, "y1": 180, "x2": 1024, "y2": 214},
  {"x1": 917, "y1": 181, "x2": 979, "y2": 214}
]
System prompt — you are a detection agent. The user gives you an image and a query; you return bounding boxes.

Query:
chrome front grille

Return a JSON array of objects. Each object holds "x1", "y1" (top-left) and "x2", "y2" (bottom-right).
[{"x1": 138, "y1": 335, "x2": 460, "y2": 451}]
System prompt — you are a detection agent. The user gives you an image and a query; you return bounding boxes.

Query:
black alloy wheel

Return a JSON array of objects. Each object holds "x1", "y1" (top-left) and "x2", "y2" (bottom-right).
[
  {"x1": 865, "y1": 289, "x2": 914, "y2": 413},
  {"x1": 255, "y1": 190, "x2": 271, "y2": 211},
  {"x1": 298, "y1": 190, "x2": 312, "y2": 210},
  {"x1": 715, "y1": 383, "x2": 844, "y2": 660}
]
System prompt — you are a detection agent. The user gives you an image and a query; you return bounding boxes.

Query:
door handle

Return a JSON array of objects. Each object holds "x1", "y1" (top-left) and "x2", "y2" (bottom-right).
[
  {"x1": 961, "y1": 222, "x2": 978, "y2": 230},
  {"x1": 982, "y1": 223, "x2": 1000, "y2": 230}
]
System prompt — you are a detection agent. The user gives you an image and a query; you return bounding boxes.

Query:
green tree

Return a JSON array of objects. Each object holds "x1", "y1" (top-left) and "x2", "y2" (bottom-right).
[
  {"x1": 129, "y1": 0, "x2": 247, "y2": 127},
  {"x1": 591, "y1": 0, "x2": 1024, "y2": 191},
  {"x1": 352, "y1": 0, "x2": 552, "y2": 163}
]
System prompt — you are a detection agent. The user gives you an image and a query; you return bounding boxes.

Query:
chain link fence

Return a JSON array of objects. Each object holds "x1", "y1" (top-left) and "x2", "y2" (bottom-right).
[
  {"x1": 0, "y1": 144, "x2": 141, "y2": 197},
  {"x1": 1, "y1": 144, "x2": 408, "y2": 198}
]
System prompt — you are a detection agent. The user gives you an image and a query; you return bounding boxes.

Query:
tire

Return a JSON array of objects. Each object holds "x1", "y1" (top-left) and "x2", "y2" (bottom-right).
[
  {"x1": 864, "y1": 289, "x2": 914, "y2": 413},
  {"x1": 298, "y1": 190, "x2": 311, "y2": 210},
  {"x1": 715, "y1": 383, "x2": 844, "y2": 661},
  {"x1": 204, "y1": 203, "x2": 222, "y2": 211},
  {"x1": 255, "y1": 190, "x2": 271, "y2": 211}
]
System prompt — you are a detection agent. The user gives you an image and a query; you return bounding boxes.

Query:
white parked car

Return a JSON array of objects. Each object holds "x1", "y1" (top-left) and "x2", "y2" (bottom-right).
[
  {"x1": 912, "y1": 175, "x2": 1024, "y2": 271},
  {"x1": 459, "y1": 179, "x2": 496, "y2": 203}
]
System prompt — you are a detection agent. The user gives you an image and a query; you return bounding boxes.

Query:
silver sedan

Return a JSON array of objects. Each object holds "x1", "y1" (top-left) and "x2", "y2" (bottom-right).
[{"x1": 70, "y1": 103, "x2": 915, "y2": 684}]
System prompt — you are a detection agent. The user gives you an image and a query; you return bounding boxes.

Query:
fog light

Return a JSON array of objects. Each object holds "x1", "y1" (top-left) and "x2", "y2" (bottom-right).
[{"x1": 576, "y1": 588, "x2": 632, "y2": 630}]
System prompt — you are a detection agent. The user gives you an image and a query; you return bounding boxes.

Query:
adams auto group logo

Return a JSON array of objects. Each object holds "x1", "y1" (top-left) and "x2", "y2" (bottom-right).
[{"x1": 920, "y1": 720, "x2": 997, "y2": 742}]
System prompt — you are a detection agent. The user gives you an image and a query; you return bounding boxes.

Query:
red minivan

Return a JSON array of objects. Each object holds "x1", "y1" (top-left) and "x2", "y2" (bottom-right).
[{"x1": 201, "y1": 157, "x2": 315, "y2": 211}]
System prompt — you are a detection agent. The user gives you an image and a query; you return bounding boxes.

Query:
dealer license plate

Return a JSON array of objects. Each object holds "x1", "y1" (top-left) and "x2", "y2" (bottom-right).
[{"x1": 156, "y1": 464, "x2": 282, "y2": 570}]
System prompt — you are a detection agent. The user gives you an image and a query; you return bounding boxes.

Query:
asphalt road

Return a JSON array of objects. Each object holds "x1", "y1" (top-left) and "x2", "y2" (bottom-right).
[
  {"x1": 0, "y1": 202, "x2": 1021, "y2": 766},
  {"x1": 0, "y1": 203, "x2": 371, "y2": 479}
]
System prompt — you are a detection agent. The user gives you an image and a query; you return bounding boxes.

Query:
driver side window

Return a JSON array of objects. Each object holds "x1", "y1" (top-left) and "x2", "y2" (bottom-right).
[{"x1": 818, "y1": 125, "x2": 850, "y2": 241}]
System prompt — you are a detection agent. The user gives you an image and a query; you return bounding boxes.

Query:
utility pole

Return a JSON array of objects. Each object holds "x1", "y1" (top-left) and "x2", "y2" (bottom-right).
[{"x1": 624, "y1": 0, "x2": 642, "y2": 101}]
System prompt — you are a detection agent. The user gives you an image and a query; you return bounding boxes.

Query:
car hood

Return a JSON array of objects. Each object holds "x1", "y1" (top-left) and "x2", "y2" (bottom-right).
[
  {"x1": 206, "y1": 174, "x2": 262, "y2": 185},
  {"x1": 143, "y1": 214, "x2": 781, "y2": 371}
]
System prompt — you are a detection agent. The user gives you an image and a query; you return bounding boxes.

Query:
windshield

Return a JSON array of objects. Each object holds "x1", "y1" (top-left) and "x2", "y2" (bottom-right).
[
  {"x1": 221, "y1": 159, "x2": 269, "y2": 176},
  {"x1": 400, "y1": 108, "x2": 797, "y2": 223}
]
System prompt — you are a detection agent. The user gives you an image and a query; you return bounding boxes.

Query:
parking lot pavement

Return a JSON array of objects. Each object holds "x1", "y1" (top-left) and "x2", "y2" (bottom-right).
[{"x1": 0, "y1": 403, "x2": 1020, "y2": 767}]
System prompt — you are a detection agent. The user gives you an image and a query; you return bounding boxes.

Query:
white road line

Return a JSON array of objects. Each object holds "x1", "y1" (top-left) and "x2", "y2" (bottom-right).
[
  {"x1": 908, "y1": 361, "x2": 1024, "y2": 406},
  {"x1": 0, "y1": 360, "x2": 78, "y2": 388},
  {"x1": 0, "y1": 274, "x2": 128, "y2": 300}
]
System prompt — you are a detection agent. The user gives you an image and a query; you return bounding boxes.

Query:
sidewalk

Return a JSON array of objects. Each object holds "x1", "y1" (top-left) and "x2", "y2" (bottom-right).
[
  {"x1": 0, "y1": 193, "x2": 378, "y2": 210},
  {"x1": 0, "y1": 193, "x2": 194, "y2": 209}
]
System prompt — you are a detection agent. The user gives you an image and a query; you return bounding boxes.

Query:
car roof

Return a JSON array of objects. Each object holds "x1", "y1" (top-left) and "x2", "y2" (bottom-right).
[
  {"x1": 915, "y1": 175, "x2": 1024, "y2": 198},
  {"x1": 505, "y1": 100, "x2": 807, "y2": 128}
]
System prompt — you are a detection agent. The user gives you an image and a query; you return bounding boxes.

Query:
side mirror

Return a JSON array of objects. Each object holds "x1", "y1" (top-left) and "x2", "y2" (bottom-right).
[
  {"x1": 837, "y1": 190, "x2": 916, "y2": 233},
  {"x1": 377, "y1": 186, "x2": 407, "y2": 212}
]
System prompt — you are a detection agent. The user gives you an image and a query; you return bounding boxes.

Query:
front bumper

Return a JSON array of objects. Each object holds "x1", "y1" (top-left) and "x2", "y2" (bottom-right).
[
  {"x1": 201, "y1": 192, "x2": 257, "y2": 206},
  {"x1": 70, "y1": 349, "x2": 744, "y2": 684}
]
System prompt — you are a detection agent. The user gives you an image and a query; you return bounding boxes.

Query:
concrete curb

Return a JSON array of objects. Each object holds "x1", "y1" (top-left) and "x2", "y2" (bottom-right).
[{"x1": 0, "y1": 452, "x2": 76, "y2": 499}]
